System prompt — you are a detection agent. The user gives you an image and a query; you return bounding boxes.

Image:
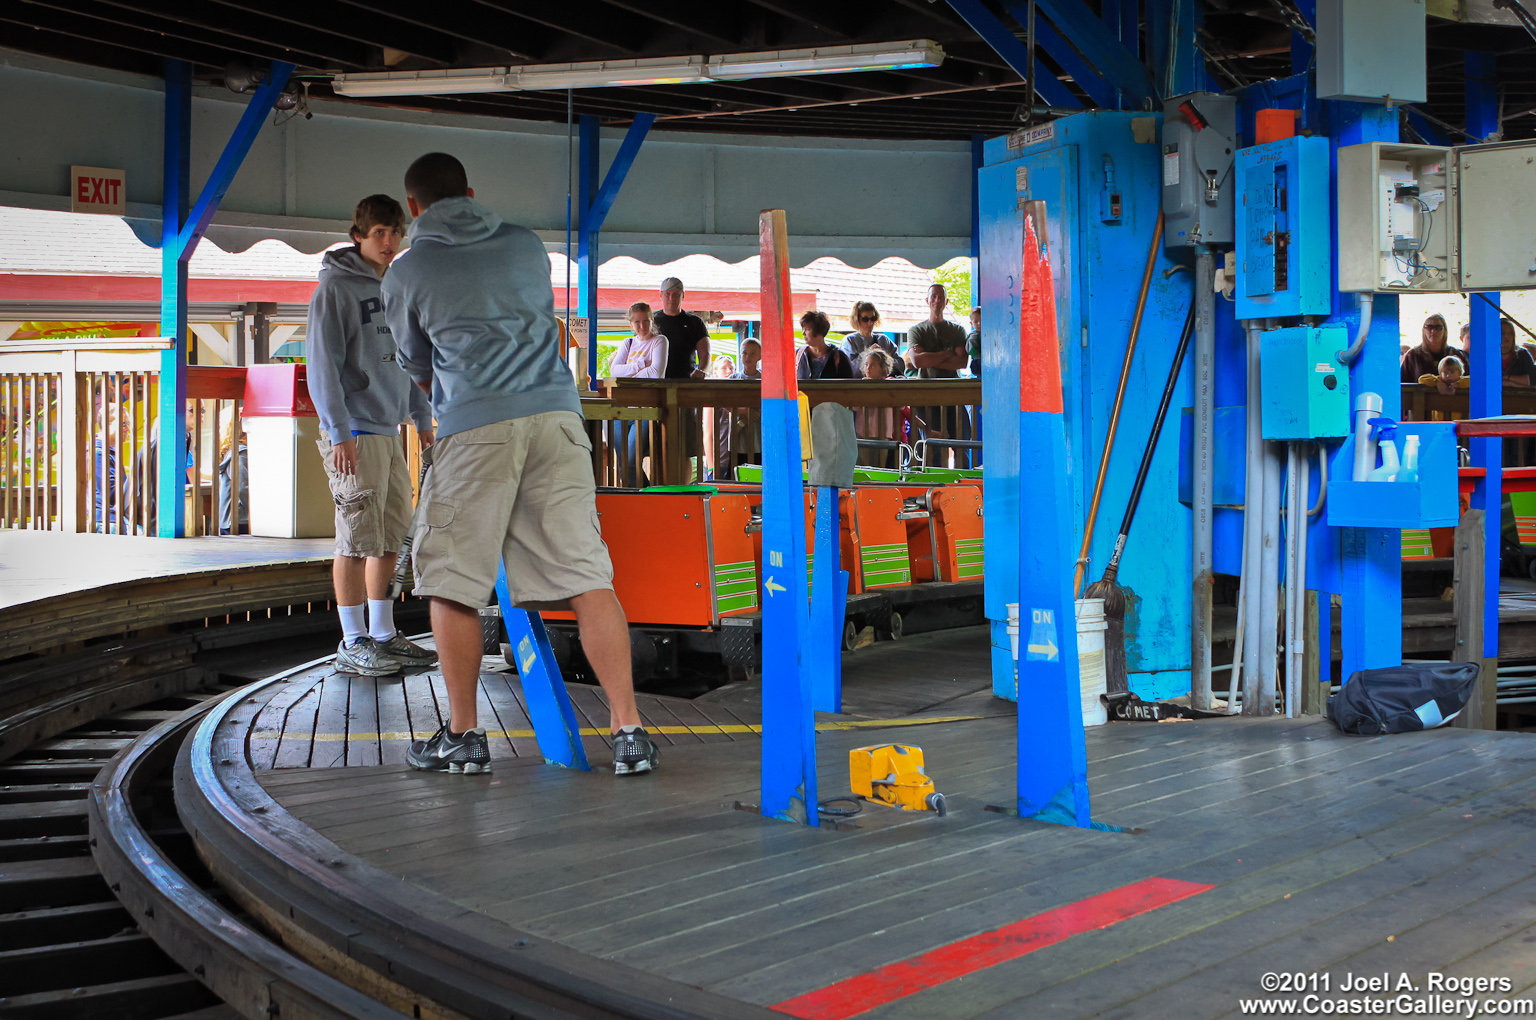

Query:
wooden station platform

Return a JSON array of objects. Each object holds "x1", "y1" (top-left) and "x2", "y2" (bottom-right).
[
  {"x1": 0, "y1": 531, "x2": 334, "y2": 660},
  {"x1": 239, "y1": 630, "x2": 1536, "y2": 1019}
]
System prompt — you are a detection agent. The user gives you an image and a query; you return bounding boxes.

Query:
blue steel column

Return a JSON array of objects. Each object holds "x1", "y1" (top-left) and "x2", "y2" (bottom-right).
[
  {"x1": 758, "y1": 209, "x2": 818, "y2": 826},
  {"x1": 970, "y1": 135, "x2": 983, "y2": 308},
  {"x1": 1466, "y1": 52, "x2": 1501, "y2": 667},
  {"x1": 577, "y1": 116, "x2": 601, "y2": 384},
  {"x1": 1016, "y1": 204, "x2": 1089, "y2": 828},
  {"x1": 158, "y1": 60, "x2": 191, "y2": 537},
  {"x1": 808, "y1": 489, "x2": 844, "y2": 713},
  {"x1": 1333, "y1": 104, "x2": 1401, "y2": 677}
]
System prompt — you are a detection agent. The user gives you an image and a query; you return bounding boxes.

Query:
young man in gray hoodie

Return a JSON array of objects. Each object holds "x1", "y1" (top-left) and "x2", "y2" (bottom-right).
[
  {"x1": 382, "y1": 153, "x2": 657, "y2": 777},
  {"x1": 306, "y1": 194, "x2": 438, "y2": 676}
]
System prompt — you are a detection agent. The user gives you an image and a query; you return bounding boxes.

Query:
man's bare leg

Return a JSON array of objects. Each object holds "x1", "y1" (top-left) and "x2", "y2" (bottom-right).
[
  {"x1": 569, "y1": 589, "x2": 641, "y2": 732},
  {"x1": 364, "y1": 553, "x2": 396, "y2": 600},
  {"x1": 333, "y1": 556, "x2": 366, "y2": 606},
  {"x1": 431, "y1": 597, "x2": 482, "y2": 732}
]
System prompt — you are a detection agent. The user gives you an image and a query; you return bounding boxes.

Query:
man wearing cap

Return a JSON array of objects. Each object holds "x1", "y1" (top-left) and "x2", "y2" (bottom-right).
[{"x1": 654, "y1": 277, "x2": 710, "y2": 380}]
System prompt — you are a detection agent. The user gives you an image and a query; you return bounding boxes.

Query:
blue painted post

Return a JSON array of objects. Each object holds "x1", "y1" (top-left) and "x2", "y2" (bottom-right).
[
  {"x1": 809, "y1": 487, "x2": 842, "y2": 712},
  {"x1": 577, "y1": 116, "x2": 601, "y2": 385},
  {"x1": 943, "y1": 0, "x2": 1084, "y2": 110},
  {"x1": 494, "y1": 568, "x2": 590, "y2": 770},
  {"x1": 157, "y1": 60, "x2": 294, "y2": 537},
  {"x1": 1466, "y1": 52, "x2": 1501, "y2": 668},
  {"x1": 158, "y1": 60, "x2": 191, "y2": 538},
  {"x1": 1291, "y1": 0, "x2": 1316, "y2": 76},
  {"x1": 1016, "y1": 204, "x2": 1090, "y2": 828},
  {"x1": 576, "y1": 114, "x2": 655, "y2": 384},
  {"x1": 970, "y1": 135, "x2": 983, "y2": 310},
  {"x1": 1332, "y1": 104, "x2": 1402, "y2": 678},
  {"x1": 759, "y1": 209, "x2": 818, "y2": 826}
]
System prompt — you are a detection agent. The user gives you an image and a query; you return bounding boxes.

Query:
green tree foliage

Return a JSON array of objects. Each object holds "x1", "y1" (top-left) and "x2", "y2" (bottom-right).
[{"x1": 931, "y1": 257, "x2": 973, "y2": 316}]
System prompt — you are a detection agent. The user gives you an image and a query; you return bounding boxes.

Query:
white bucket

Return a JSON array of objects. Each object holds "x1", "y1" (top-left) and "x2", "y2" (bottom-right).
[{"x1": 1005, "y1": 600, "x2": 1109, "y2": 728}]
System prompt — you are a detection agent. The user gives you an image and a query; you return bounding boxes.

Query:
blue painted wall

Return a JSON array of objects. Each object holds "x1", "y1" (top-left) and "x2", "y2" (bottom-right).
[{"x1": 982, "y1": 112, "x2": 1194, "y2": 702}]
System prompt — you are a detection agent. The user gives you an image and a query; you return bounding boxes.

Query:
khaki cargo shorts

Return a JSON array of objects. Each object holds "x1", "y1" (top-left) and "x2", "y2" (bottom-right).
[
  {"x1": 411, "y1": 410, "x2": 613, "y2": 610},
  {"x1": 318, "y1": 432, "x2": 412, "y2": 558}
]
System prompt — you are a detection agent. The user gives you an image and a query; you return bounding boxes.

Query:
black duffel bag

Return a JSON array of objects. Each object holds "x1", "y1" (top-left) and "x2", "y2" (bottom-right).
[{"x1": 1327, "y1": 662, "x2": 1482, "y2": 735}]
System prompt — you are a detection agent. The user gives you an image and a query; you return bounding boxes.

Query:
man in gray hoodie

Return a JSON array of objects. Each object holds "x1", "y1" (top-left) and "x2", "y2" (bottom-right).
[
  {"x1": 382, "y1": 153, "x2": 657, "y2": 777},
  {"x1": 306, "y1": 194, "x2": 438, "y2": 676}
]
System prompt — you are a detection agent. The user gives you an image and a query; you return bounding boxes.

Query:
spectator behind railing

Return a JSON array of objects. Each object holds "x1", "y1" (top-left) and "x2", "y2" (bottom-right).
[
  {"x1": 610, "y1": 302, "x2": 667, "y2": 380},
  {"x1": 796, "y1": 310, "x2": 854, "y2": 380},
  {"x1": 218, "y1": 415, "x2": 248, "y2": 534},
  {"x1": 840, "y1": 301, "x2": 904, "y2": 376},
  {"x1": 712, "y1": 340, "x2": 762, "y2": 480},
  {"x1": 854, "y1": 348, "x2": 900, "y2": 467}
]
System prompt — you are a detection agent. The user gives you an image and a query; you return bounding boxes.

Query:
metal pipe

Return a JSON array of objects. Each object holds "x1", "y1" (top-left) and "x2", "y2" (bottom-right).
[
  {"x1": 1241, "y1": 323, "x2": 1263, "y2": 714},
  {"x1": 1192, "y1": 248, "x2": 1216, "y2": 711},
  {"x1": 1227, "y1": 479, "x2": 1250, "y2": 715},
  {"x1": 1283, "y1": 443, "x2": 1302, "y2": 717},
  {"x1": 1308, "y1": 441, "x2": 1328, "y2": 517},
  {"x1": 1337, "y1": 292, "x2": 1373, "y2": 366},
  {"x1": 1258, "y1": 408, "x2": 1284, "y2": 716}
]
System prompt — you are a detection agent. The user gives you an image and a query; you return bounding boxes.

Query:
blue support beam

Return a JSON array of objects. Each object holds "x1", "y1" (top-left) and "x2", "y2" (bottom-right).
[
  {"x1": 1291, "y1": 0, "x2": 1316, "y2": 76},
  {"x1": 1032, "y1": 18, "x2": 1119, "y2": 110},
  {"x1": 808, "y1": 487, "x2": 844, "y2": 713},
  {"x1": 943, "y1": 0, "x2": 1083, "y2": 109},
  {"x1": 179, "y1": 64, "x2": 294, "y2": 259},
  {"x1": 576, "y1": 114, "x2": 655, "y2": 383},
  {"x1": 1013, "y1": 0, "x2": 1156, "y2": 106},
  {"x1": 970, "y1": 134, "x2": 983, "y2": 309},
  {"x1": 1466, "y1": 52, "x2": 1501, "y2": 666},
  {"x1": 495, "y1": 568, "x2": 590, "y2": 770},
  {"x1": 156, "y1": 60, "x2": 293, "y2": 537},
  {"x1": 158, "y1": 60, "x2": 191, "y2": 538},
  {"x1": 1330, "y1": 103, "x2": 1401, "y2": 679}
]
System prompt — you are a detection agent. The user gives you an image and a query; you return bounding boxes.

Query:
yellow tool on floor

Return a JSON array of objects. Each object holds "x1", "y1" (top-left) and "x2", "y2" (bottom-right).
[{"x1": 849, "y1": 743, "x2": 946, "y2": 816}]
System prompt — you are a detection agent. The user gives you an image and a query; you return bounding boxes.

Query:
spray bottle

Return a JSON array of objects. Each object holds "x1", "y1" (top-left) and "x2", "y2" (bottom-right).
[
  {"x1": 1352, "y1": 392, "x2": 1383, "y2": 481},
  {"x1": 1397, "y1": 434, "x2": 1421, "y2": 484}
]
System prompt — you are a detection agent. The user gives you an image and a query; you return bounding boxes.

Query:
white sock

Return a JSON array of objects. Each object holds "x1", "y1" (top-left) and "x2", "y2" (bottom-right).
[
  {"x1": 618, "y1": 724, "x2": 643, "y2": 734},
  {"x1": 338, "y1": 603, "x2": 367, "y2": 644},
  {"x1": 368, "y1": 598, "x2": 396, "y2": 642}
]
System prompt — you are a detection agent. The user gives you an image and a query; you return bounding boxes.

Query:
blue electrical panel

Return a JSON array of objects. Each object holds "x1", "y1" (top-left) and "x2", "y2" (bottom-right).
[
  {"x1": 979, "y1": 112, "x2": 1191, "y2": 702},
  {"x1": 1235, "y1": 135, "x2": 1331, "y2": 320},
  {"x1": 1260, "y1": 325, "x2": 1352, "y2": 439}
]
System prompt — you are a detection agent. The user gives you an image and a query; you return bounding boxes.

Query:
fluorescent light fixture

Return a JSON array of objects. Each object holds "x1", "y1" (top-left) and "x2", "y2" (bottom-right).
[
  {"x1": 709, "y1": 40, "x2": 945, "y2": 80},
  {"x1": 332, "y1": 68, "x2": 513, "y2": 97},
  {"x1": 330, "y1": 41, "x2": 944, "y2": 97},
  {"x1": 507, "y1": 56, "x2": 713, "y2": 90}
]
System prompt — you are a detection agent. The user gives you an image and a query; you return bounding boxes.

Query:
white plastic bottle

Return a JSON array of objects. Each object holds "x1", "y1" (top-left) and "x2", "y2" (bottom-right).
[
  {"x1": 1353, "y1": 392, "x2": 1383, "y2": 481},
  {"x1": 1368, "y1": 439, "x2": 1400, "y2": 482},
  {"x1": 1397, "y1": 434, "x2": 1420, "y2": 484}
]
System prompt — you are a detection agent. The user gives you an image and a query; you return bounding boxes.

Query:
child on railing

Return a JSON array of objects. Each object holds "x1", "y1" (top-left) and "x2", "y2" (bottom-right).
[{"x1": 855, "y1": 348, "x2": 900, "y2": 467}]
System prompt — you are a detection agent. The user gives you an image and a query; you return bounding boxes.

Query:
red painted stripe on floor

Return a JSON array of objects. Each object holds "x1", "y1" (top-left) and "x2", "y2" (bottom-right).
[{"x1": 771, "y1": 876, "x2": 1214, "y2": 1020}]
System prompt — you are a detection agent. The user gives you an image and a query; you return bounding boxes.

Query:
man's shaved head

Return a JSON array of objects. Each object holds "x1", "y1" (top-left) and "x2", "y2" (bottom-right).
[{"x1": 404, "y1": 152, "x2": 469, "y2": 210}]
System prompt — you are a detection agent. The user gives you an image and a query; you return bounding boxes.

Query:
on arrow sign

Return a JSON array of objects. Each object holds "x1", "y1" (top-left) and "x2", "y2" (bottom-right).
[
  {"x1": 764, "y1": 576, "x2": 787, "y2": 596},
  {"x1": 1026, "y1": 608, "x2": 1060, "y2": 662}
]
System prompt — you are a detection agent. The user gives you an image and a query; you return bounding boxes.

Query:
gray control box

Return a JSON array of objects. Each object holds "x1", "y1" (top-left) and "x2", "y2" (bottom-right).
[
  {"x1": 1316, "y1": 0, "x2": 1426, "y2": 104},
  {"x1": 1161, "y1": 92, "x2": 1236, "y2": 249}
]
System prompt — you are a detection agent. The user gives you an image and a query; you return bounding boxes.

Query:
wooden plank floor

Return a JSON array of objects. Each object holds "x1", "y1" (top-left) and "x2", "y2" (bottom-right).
[{"x1": 258, "y1": 631, "x2": 1536, "y2": 1019}]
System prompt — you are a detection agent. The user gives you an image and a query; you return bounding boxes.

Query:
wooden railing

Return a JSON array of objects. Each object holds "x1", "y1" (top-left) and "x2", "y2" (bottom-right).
[
  {"x1": 0, "y1": 339, "x2": 253, "y2": 535},
  {"x1": 1401, "y1": 383, "x2": 1536, "y2": 465},
  {"x1": 582, "y1": 379, "x2": 983, "y2": 486},
  {"x1": 186, "y1": 367, "x2": 246, "y2": 537}
]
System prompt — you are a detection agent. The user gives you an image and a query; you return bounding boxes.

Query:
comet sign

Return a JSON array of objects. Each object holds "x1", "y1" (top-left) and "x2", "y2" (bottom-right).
[{"x1": 70, "y1": 166, "x2": 126, "y2": 216}]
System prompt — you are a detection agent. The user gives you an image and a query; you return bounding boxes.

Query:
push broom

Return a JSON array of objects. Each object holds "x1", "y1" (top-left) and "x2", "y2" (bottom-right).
[{"x1": 1085, "y1": 300, "x2": 1197, "y2": 698}]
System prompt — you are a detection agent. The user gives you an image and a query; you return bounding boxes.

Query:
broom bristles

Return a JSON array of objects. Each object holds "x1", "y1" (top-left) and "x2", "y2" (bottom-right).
[{"x1": 1083, "y1": 567, "x2": 1130, "y2": 697}]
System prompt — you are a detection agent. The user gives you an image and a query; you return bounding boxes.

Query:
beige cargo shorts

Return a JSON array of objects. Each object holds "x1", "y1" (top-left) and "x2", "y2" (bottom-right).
[
  {"x1": 411, "y1": 410, "x2": 613, "y2": 610},
  {"x1": 318, "y1": 432, "x2": 412, "y2": 558}
]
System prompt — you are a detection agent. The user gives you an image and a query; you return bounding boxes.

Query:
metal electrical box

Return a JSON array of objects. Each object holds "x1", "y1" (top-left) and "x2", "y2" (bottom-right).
[
  {"x1": 1316, "y1": 0, "x2": 1427, "y2": 104},
  {"x1": 1161, "y1": 92, "x2": 1237, "y2": 248},
  {"x1": 980, "y1": 112, "x2": 1191, "y2": 702},
  {"x1": 1260, "y1": 325, "x2": 1352, "y2": 440},
  {"x1": 1338, "y1": 139, "x2": 1536, "y2": 292},
  {"x1": 1235, "y1": 135, "x2": 1332, "y2": 319}
]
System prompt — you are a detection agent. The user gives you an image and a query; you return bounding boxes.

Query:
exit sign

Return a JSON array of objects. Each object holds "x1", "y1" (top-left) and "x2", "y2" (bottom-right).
[{"x1": 70, "y1": 166, "x2": 125, "y2": 215}]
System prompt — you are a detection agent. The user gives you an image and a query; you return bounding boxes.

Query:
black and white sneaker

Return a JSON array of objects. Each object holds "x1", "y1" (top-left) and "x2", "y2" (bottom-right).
[
  {"x1": 376, "y1": 633, "x2": 437, "y2": 667},
  {"x1": 612, "y1": 726, "x2": 659, "y2": 776},
  {"x1": 407, "y1": 725, "x2": 492, "y2": 774}
]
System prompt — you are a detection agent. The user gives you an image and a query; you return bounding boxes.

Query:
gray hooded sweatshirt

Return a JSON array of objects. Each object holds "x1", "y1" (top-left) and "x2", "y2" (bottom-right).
[
  {"x1": 381, "y1": 197, "x2": 579, "y2": 439},
  {"x1": 304, "y1": 247, "x2": 433, "y2": 444}
]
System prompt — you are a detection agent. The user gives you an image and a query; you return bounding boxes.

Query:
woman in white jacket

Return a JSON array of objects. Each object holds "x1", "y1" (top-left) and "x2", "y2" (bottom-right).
[
  {"x1": 610, "y1": 302, "x2": 667, "y2": 484},
  {"x1": 610, "y1": 302, "x2": 667, "y2": 379}
]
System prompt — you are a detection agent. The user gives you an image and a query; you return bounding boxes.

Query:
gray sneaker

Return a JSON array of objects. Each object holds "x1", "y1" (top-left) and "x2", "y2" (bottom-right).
[
  {"x1": 408, "y1": 725, "x2": 492, "y2": 774},
  {"x1": 376, "y1": 633, "x2": 438, "y2": 667},
  {"x1": 334, "y1": 637, "x2": 402, "y2": 677}
]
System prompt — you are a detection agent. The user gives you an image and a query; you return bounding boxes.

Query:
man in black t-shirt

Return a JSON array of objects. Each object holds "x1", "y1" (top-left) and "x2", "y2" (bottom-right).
[{"x1": 654, "y1": 277, "x2": 710, "y2": 379}]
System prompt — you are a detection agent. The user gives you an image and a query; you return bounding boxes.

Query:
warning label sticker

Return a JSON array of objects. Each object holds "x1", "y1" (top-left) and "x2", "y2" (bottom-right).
[{"x1": 1163, "y1": 145, "x2": 1180, "y2": 187}]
